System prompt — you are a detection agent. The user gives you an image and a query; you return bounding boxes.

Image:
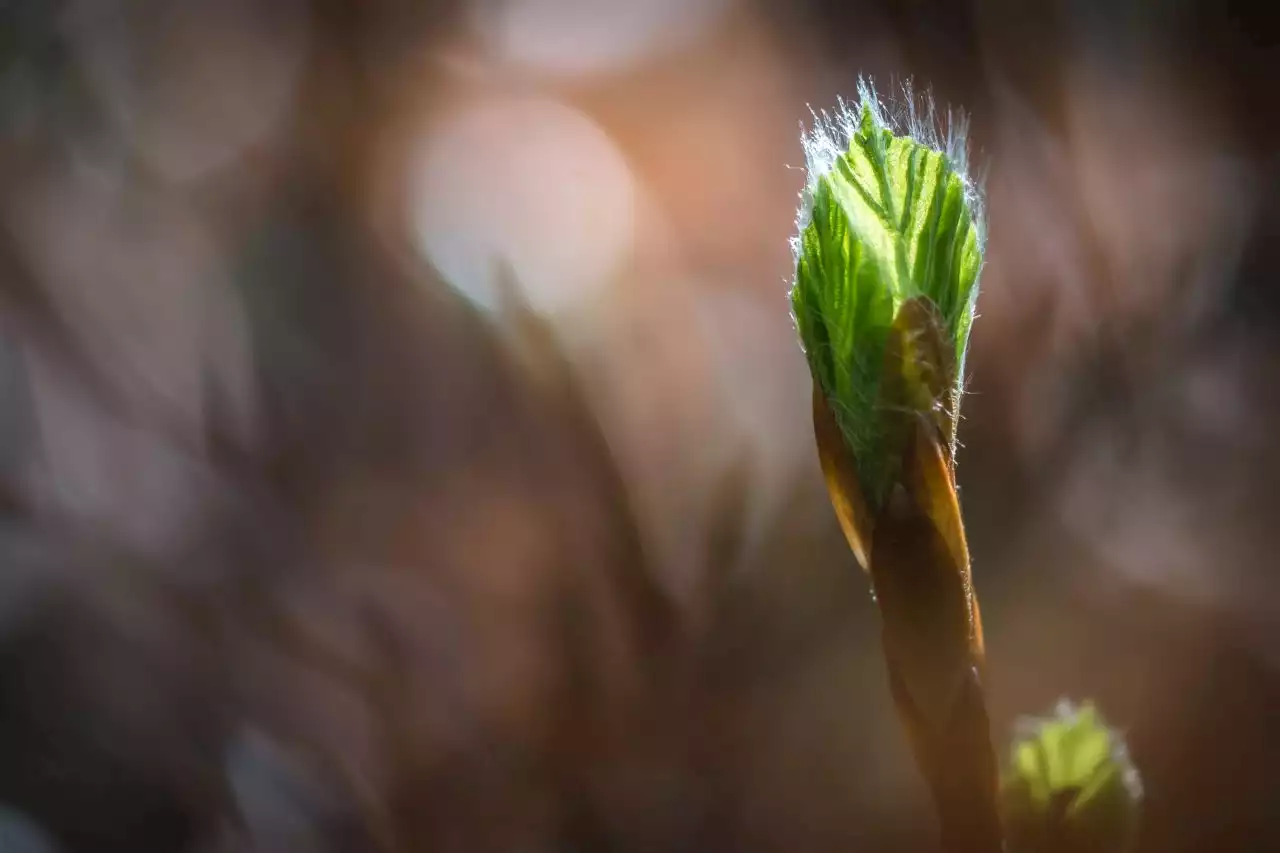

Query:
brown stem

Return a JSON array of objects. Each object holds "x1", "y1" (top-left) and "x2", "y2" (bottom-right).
[{"x1": 813, "y1": 389, "x2": 1003, "y2": 853}]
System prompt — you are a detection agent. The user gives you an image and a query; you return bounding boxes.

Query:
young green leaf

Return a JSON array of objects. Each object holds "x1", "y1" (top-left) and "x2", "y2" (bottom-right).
[
  {"x1": 1001, "y1": 700, "x2": 1144, "y2": 853},
  {"x1": 790, "y1": 79, "x2": 985, "y2": 510}
]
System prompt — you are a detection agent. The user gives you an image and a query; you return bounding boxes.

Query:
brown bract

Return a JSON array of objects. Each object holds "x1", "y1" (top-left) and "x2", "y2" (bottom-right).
[{"x1": 811, "y1": 297, "x2": 999, "y2": 853}]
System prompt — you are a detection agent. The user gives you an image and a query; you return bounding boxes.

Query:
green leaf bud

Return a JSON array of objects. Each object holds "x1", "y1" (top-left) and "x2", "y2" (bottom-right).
[{"x1": 790, "y1": 79, "x2": 985, "y2": 511}]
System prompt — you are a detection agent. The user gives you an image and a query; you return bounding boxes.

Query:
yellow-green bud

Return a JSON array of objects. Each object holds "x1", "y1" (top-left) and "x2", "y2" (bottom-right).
[
  {"x1": 790, "y1": 79, "x2": 985, "y2": 511},
  {"x1": 1001, "y1": 700, "x2": 1143, "y2": 853}
]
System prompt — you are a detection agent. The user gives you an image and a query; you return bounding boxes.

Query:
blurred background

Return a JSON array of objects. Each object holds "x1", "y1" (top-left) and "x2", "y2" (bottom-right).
[{"x1": 0, "y1": 0, "x2": 1277, "y2": 851}]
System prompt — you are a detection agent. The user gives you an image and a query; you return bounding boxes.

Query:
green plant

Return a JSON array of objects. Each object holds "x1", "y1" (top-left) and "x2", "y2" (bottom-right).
[
  {"x1": 791, "y1": 78, "x2": 998, "y2": 853},
  {"x1": 1001, "y1": 701, "x2": 1143, "y2": 853},
  {"x1": 790, "y1": 79, "x2": 1142, "y2": 853},
  {"x1": 791, "y1": 79, "x2": 983, "y2": 516}
]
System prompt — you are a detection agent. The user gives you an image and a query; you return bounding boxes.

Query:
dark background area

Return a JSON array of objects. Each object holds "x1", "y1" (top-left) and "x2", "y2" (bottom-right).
[{"x1": 1, "y1": 1, "x2": 1278, "y2": 851}]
